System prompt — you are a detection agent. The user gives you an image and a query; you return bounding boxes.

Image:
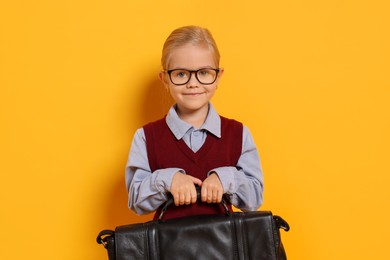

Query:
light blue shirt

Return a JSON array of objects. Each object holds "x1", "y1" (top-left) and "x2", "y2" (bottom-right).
[{"x1": 126, "y1": 103, "x2": 264, "y2": 215}]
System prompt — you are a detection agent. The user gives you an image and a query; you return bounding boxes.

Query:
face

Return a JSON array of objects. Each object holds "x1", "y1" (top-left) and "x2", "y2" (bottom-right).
[{"x1": 159, "y1": 44, "x2": 224, "y2": 116}]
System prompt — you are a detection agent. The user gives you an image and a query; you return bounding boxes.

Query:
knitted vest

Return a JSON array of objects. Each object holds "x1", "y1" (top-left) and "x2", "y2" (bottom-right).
[{"x1": 143, "y1": 116, "x2": 243, "y2": 220}]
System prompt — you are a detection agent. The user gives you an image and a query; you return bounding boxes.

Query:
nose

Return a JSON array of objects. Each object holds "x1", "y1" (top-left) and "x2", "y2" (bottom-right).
[{"x1": 187, "y1": 71, "x2": 199, "y2": 87}]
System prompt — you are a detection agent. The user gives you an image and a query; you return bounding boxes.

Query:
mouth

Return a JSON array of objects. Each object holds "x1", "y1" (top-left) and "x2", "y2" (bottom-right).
[{"x1": 183, "y1": 92, "x2": 205, "y2": 96}]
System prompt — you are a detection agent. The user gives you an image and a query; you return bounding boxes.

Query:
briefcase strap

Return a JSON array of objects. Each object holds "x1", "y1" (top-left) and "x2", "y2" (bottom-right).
[
  {"x1": 97, "y1": 230, "x2": 115, "y2": 248},
  {"x1": 97, "y1": 230, "x2": 116, "y2": 260},
  {"x1": 273, "y1": 215, "x2": 290, "y2": 231}
]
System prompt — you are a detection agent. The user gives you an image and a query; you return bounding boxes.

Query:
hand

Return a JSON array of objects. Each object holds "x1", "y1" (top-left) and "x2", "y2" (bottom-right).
[
  {"x1": 170, "y1": 172, "x2": 203, "y2": 206},
  {"x1": 201, "y1": 172, "x2": 223, "y2": 203}
]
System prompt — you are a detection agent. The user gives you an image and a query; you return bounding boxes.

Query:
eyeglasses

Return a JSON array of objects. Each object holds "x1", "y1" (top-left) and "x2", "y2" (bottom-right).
[{"x1": 165, "y1": 68, "x2": 220, "y2": 85}]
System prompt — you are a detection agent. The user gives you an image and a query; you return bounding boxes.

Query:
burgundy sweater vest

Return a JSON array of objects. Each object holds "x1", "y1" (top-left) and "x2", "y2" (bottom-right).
[{"x1": 143, "y1": 116, "x2": 243, "y2": 220}]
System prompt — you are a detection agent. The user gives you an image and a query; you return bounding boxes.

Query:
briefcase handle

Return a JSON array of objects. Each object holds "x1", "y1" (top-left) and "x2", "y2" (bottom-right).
[{"x1": 158, "y1": 186, "x2": 230, "y2": 220}]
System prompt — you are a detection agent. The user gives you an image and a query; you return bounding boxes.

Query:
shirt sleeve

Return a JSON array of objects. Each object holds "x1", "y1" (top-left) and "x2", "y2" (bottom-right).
[
  {"x1": 209, "y1": 126, "x2": 264, "y2": 211},
  {"x1": 125, "y1": 128, "x2": 185, "y2": 215}
]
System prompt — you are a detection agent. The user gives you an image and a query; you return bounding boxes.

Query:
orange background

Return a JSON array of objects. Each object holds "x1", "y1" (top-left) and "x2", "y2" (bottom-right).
[{"x1": 1, "y1": 1, "x2": 389, "y2": 259}]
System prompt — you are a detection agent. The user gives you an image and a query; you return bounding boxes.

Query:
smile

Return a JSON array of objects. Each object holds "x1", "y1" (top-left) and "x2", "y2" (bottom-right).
[{"x1": 183, "y1": 92, "x2": 205, "y2": 96}]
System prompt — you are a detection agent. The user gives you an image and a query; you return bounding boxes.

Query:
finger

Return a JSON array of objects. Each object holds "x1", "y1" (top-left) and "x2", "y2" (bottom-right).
[
  {"x1": 179, "y1": 192, "x2": 185, "y2": 205},
  {"x1": 212, "y1": 189, "x2": 218, "y2": 203},
  {"x1": 201, "y1": 186, "x2": 208, "y2": 202},
  {"x1": 207, "y1": 188, "x2": 213, "y2": 203},
  {"x1": 190, "y1": 186, "x2": 197, "y2": 204},
  {"x1": 173, "y1": 193, "x2": 180, "y2": 206},
  {"x1": 184, "y1": 190, "x2": 192, "y2": 205},
  {"x1": 216, "y1": 190, "x2": 222, "y2": 203}
]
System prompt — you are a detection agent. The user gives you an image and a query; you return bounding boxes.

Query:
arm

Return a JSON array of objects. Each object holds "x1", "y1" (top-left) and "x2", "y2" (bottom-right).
[
  {"x1": 208, "y1": 126, "x2": 264, "y2": 211},
  {"x1": 125, "y1": 128, "x2": 202, "y2": 214},
  {"x1": 125, "y1": 128, "x2": 182, "y2": 214}
]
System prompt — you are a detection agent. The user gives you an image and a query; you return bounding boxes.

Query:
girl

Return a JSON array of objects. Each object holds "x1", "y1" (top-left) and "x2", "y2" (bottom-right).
[{"x1": 126, "y1": 25, "x2": 264, "y2": 220}]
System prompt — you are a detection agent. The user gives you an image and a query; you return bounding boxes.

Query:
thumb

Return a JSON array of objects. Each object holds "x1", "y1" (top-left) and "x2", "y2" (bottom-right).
[{"x1": 189, "y1": 176, "x2": 203, "y2": 187}]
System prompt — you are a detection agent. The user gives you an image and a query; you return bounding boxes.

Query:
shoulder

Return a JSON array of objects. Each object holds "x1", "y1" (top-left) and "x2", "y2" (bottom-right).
[
  {"x1": 143, "y1": 117, "x2": 167, "y2": 128},
  {"x1": 220, "y1": 115, "x2": 243, "y2": 129},
  {"x1": 143, "y1": 117, "x2": 167, "y2": 133},
  {"x1": 142, "y1": 117, "x2": 170, "y2": 142}
]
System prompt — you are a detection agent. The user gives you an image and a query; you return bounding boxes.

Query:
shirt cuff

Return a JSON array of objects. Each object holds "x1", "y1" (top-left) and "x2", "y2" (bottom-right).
[{"x1": 155, "y1": 168, "x2": 186, "y2": 192}]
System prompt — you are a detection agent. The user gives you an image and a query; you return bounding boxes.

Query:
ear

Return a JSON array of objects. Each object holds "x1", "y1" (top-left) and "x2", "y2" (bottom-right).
[
  {"x1": 159, "y1": 71, "x2": 169, "y2": 89},
  {"x1": 218, "y1": 68, "x2": 224, "y2": 79},
  {"x1": 215, "y1": 67, "x2": 224, "y2": 86}
]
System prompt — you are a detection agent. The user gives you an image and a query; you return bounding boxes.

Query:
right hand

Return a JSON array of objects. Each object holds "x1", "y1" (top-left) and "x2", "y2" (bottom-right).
[{"x1": 170, "y1": 172, "x2": 203, "y2": 206}]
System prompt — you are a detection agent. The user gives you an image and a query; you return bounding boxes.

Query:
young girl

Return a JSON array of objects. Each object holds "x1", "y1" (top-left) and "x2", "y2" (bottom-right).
[{"x1": 125, "y1": 25, "x2": 264, "y2": 220}]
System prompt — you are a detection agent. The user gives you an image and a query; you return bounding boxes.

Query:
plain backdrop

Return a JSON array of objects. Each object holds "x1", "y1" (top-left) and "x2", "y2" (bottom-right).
[{"x1": 1, "y1": 1, "x2": 389, "y2": 259}]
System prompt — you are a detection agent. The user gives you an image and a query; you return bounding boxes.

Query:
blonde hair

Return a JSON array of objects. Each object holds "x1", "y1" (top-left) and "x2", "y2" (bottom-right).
[{"x1": 161, "y1": 25, "x2": 220, "y2": 70}]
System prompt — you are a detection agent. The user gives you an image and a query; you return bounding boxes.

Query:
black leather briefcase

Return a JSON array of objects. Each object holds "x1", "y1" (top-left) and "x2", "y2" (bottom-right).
[{"x1": 97, "y1": 208, "x2": 289, "y2": 260}]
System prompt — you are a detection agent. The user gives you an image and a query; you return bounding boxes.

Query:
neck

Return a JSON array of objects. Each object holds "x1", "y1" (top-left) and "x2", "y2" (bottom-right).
[{"x1": 176, "y1": 105, "x2": 209, "y2": 128}]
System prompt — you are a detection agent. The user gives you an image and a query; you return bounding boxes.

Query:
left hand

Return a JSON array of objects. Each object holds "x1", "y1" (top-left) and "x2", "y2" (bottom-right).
[{"x1": 201, "y1": 172, "x2": 223, "y2": 203}]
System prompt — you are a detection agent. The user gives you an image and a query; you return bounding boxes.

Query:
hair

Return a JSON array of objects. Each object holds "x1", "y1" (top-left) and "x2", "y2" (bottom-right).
[{"x1": 161, "y1": 25, "x2": 221, "y2": 70}]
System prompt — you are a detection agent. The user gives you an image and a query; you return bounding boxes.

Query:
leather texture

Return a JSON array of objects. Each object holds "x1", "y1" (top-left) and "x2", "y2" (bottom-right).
[{"x1": 97, "y1": 211, "x2": 289, "y2": 260}]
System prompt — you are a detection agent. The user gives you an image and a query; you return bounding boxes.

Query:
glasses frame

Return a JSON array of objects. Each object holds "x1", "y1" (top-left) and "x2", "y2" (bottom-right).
[{"x1": 165, "y1": 68, "x2": 220, "y2": 86}]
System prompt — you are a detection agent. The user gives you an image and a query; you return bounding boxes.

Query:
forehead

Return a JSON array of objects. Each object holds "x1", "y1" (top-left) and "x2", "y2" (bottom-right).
[{"x1": 168, "y1": 44, "x2": 217, "y2": 70}]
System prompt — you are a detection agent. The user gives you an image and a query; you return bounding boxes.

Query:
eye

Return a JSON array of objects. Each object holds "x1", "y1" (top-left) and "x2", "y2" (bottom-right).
[
  {"x1": 177, "y1": 72, "x2": 187, "y2": 78},
  {"x1": 171, "y1": 70, "x2": 188, "y2": 78},
  {"x1": 199, "y1": 70, "x2": 210, "y2": 76}
]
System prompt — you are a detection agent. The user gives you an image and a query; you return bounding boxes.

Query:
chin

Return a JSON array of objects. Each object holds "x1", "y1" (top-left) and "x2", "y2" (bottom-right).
[{"x1": 180, "y1": 102, "x2": 209, "y2": 111}]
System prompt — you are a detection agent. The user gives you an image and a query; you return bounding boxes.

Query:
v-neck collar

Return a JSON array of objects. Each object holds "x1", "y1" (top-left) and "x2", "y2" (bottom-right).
[
  {"x1": 165, "y1": 103, "x2": 221, "y2": 140},
  {"x1": 175, "y1": 132, "x2": 218, "y2": 162}
]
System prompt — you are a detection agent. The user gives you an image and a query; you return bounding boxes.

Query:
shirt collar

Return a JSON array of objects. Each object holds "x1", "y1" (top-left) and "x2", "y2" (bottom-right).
[{"x1": 166, "y1": 103, "x2": 221, "y2": 140}]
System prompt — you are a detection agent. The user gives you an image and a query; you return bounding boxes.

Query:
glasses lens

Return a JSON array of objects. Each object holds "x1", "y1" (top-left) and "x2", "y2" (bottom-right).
[
  {"x1": 196, "y1": 69, "x2": 217, "y2": 84},
  {"x1": 170, "y1": 70, "x2": 190, "y2": 85}
]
